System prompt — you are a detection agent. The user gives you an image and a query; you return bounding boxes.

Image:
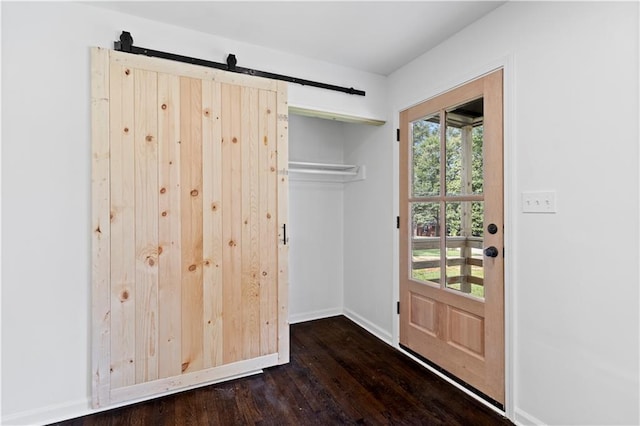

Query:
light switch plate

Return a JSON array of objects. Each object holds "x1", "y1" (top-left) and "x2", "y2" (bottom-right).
[{"x1": 522, "y1": 191, "x2": 556, "y2": 213}]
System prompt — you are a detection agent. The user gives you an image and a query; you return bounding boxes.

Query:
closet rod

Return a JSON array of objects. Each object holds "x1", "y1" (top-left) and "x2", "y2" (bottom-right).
[
  {"x1": 289, "y1": 168, "x2": 358, "y2": 176},
  {"x1": 114, "y1": 31, "x2": 366, "y2": 96},
  {"x1": 288, "y1": 161, "x2": 358, "y2": 170}
]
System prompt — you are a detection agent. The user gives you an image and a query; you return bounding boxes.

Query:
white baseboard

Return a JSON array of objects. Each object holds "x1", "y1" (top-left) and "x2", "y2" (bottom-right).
[
  {"x1": 514, "y1": 408, "x2": 546, "y2": 426},
  {"x1": 342, "y1": 308, "x2": 393, "y2": 345},
  {"x1": 2, "y1": 397, "x2": 91, "y2": 426},
  {"x1": 289, "y1": 307, "x2": 342, "y2": 324},
  {"x1": 1, "y1": 370, "x2": 264, "y2": 426}
]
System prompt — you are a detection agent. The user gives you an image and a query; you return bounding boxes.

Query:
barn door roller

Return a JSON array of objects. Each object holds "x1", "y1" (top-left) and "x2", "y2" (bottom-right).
[{"x1": 114, "y1": 31, "x2": 366, "y2": 96}]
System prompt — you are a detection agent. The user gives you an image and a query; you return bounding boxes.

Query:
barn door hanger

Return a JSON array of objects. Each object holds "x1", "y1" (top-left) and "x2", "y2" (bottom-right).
[{"x1": 114, "y1": 31, "x2": 366, "y2": 96}]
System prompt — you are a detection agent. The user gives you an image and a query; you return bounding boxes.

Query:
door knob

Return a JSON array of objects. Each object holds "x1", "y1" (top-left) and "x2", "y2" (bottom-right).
[{"x1": 484, "y1": 246, "x2": 499, "y2": 258}]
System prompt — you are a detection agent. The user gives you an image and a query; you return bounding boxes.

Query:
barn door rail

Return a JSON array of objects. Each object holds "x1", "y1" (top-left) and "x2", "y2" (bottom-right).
[{"x1": 114, "y1": 31, "x2": 366, "y2": 96}]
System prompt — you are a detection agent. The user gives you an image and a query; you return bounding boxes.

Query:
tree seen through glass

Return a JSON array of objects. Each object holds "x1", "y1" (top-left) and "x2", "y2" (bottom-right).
[{"x1": 410, "y1": 107, "x2": 485, "y2": 298}]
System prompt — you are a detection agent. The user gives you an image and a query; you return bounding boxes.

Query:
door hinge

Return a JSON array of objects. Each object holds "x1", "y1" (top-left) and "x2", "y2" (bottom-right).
[
  {"x1": 396, "y1": 216, "x2": 400, "y2": 229},
  {"x1": 397, "y1": 301, "x2": 400, "y2": 314},
  {"x1": 396, "y1": 128, "x2": 400, "y2": 142}
]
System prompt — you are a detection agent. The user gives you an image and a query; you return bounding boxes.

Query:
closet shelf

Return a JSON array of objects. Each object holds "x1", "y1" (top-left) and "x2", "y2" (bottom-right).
[{"x1": 288, "y1": 161, "x2": 366, "y2": 182}]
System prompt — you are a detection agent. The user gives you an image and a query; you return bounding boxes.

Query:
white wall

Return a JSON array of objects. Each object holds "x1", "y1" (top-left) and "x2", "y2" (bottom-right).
[
  {"x1": 385, "y1": 2, "x2": 639, "y2": 425},
  {"x1": 0, "y1": 2, "x2": 386, "y2": 423},
  {"x1": 288, "y1": 115, "x2": 345, "y2": 323},
  {"x1": 342, "y1": 122, "x2": 395, "y2": 342}
]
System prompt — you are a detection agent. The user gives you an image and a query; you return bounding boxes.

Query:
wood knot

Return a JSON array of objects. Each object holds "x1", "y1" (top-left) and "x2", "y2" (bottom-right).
[
  {"x1": 228, "y1": 240, "x2": 236, "y2": 247},
  {"x1": 204, "y1": 109, "x2": 210, "y2": 117},
  {"x1": 158, "y1": 246, "x2": 163, "y2": 255},
  {"x1": 146, "y1": 135, "x2": 154, "y2": 142},
  {"x1": 181, "y1": 362, "x2": 189, "y2": 373},
  {"x1": 263, "y1": 136, "x2": 268, "y2": 145},
  {"x1": 211, "y1": 203, "x2": 218, "y2": 211},
  {"x1": 204, "y1": 260, "x2": 210, "y2": 266},
  {"x1": 110, "y1": 211, "x2": 115, "y2": 222},
  {"x1": 232, "y1": 137, "x2": 238, "y2": 144},
  {"x1": 190, "y1": 189, "x2": 199, "y2": 197},
  {"x1": 188, "y1": 264, "x2": 197, "y2": 272},
  {"x1": 271, "y1": 167, "x2": 276, "y2": 172},
  {"x1": 161, "y1": 211, "x2": 167, "y2": 217},
  {"x1": 244, "y1": 220, "x2": 248, "y2": 225},
  {"x1": 160, "y1": 187, "x2": 166, "y2": 194},
  {"x1": 266, "y1": 213, "x2": 271, "y2": 219},
  {"x1": 262, "y1": 271, "x2": 268, "y2": 276},
  {"x1": 148, "y1": 258, "x2": 155, "y2": 267},
  {"x1": 266, "y1": 109, "x2": 271, "y2": 114},
  {"x1": 123, "y1": 127, "x2": 129, "y2": 133},
  {"x1": 120, "y1": 290, "x2": 129, "y2": 301},
  {"x1": 124, "y1": 69, "x2": 130, "y2": 75}
]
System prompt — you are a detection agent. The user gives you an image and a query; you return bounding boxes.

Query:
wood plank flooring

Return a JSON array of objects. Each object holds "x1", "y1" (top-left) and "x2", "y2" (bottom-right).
[{"x1": 52, "y1": 316, "x2": 513, "y2": 425}]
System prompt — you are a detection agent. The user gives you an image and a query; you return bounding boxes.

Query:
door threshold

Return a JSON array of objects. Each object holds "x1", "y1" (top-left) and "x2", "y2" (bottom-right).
[{"x1": 399, "y1": 344, "x2": 505, "y2": 413}]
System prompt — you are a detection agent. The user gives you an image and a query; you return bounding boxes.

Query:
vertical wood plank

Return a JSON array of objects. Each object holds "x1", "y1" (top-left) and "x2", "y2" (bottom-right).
[
  {"x1": 180, "y1": 77, "x2": 204, "y2": 374},
  {"x1": 134, "y1": 69, "x2": 159, "y2": 384},
  {"x1": 439, "y1": 110, "x2": 447, "y2": 289},
  {"x1": 241, "y1": 87, "x2": 261, "y2": 359},
  {"x1": 221, "y1": 83, "x2": 243, "y2": 364},
  {"x1": 109, "y1": 61, "x2": 136, "y2": 389},
  {"x1": 91, "y1": 47, "x2": 111, "y2": 408},
  {"x1": 276, "y1": 81, "x2": 290, "y2": 364},
  {"x1": 259, "y1": 90, "x2": 278, "y2": 356},
  {"x1": 460, "y1": 125, "x2": 473, "y2": 294},
  {"x1": 482, "y1": 69, "x2": 505, "y2": 402},
  {"x1": 158, "y1": 73, "x2": 182, "y2": 379},
  {"x1": 203, "y1": 80, "x2": 224, "y2": 368}
]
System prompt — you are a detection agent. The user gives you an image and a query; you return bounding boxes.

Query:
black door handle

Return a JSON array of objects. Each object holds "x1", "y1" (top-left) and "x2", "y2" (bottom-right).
[{"x1": 484, "y1": 246, "x2": 499, "y2": 258}]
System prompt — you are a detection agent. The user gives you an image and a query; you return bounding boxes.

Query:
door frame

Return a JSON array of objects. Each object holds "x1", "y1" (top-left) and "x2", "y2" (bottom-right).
[{"x1": 392, "y1": 56, "x2": 515, "y2": 419}]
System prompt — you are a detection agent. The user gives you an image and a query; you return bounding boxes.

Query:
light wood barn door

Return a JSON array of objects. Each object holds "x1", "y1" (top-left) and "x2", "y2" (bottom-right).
[{"x1": 91, "y1": 47, "x2": 289, "y2": 408}]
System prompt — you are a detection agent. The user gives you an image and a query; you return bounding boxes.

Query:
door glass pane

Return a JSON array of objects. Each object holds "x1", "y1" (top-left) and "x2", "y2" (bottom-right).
[
  {"x1": 411, "y1": 114, "x2": 440, "y2": 197},
  {"x1": 411, "y1": 202, "x2": 441, "y2": 284},
  {"x1": 445, "y1": 98, "x2": 484, "y2": 195},
  {"x1": 445, "y1": 201, "x2": 485, "y2": 299}
]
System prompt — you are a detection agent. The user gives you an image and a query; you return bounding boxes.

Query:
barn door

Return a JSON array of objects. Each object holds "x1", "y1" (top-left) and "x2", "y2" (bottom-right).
[
  {"x1": 91, "y1": 47, "x2": 289, "y2": 408},
  {"x1": 399, "y1": 70, "x2": 504, "y2": 405}
]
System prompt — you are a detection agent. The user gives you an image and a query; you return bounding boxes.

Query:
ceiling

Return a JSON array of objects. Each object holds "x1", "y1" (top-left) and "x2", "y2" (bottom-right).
[{"x1": 90, "y1": 1, "x2": 506, "y2": 76}]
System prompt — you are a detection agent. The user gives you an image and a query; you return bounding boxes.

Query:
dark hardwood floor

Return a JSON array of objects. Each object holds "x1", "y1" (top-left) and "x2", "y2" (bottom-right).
[{"x1": 53, "y1": 316, "x2": 512, "y2": 425}]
